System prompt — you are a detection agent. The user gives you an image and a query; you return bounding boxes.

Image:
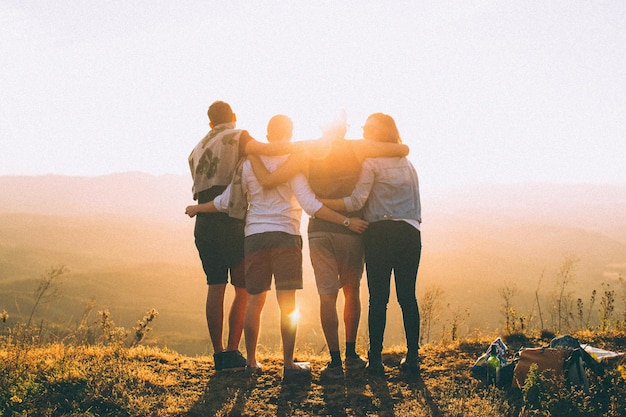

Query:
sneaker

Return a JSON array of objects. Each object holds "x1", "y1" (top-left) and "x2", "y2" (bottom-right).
[
  {"x1": 213, "y1": 352, "x2": 224, "y2": 372},
  {"x1": 220, "y1": 350, "x2": 246, "y2": 372},
  {"x1": 245, "y1": 363, "x2": 263, "y2": 376},
  {"x1": 366, "y1": 360, "x2": 385, "y2": 377},
  {"x1": 345, "y1": 355, "x2": 367, "y2": 370},
  {"x1": 283, "y1": 362, "x2": 311, "y2": 382},
  {"x1": 319, "y1": 361, "x2": 344, "y2": 380},
  {"x1": 399, "y1": 356, "x2": 420, "y2": 375}
]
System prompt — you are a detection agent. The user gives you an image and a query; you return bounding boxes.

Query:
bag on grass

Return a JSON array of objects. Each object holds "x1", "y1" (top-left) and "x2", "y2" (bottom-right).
[
  {"x1": 551, "y1": 335, "x2": 593, "y2": 390},
  {"x1": 512, "y1": 347, "x2": 570, "y2": 388},
  {"x1": 497, "y1": 360, "x2": 517, "y2": 388},
  {"x1": 470, "y1": 337, "x2": 508, "y2": 381},
  {"x1": 512, "y1": 346, "x2": 590, "y2": 390},
  {"x1": 564, "y1": 348, "x2": 590, "y2": 390}
]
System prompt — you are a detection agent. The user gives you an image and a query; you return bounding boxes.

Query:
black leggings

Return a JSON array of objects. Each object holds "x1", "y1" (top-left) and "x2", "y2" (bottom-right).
[{"x1": 363, "y1": 220, "x2": 421, "y2": 357}]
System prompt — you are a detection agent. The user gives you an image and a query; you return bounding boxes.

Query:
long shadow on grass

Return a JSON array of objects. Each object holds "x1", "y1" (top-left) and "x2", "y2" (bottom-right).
[
  {"x1": 317, "y1": 368, "x2": 369, "y2": 416},
  {"x1": 405, "y1": 372, "x2": 444, "y2": 417},
  {"x1": 276, "y1": 375, "x2": 313, "y2": 416},
  {"x1": 185, "y1": 371, "x2": 254, "y2": 417},
  {"x1": 367, "y1": 376, "x2": 395, "y2": 416},
  {"x1": 320, "y1": 382, "x2": 348, "y2": 417}
]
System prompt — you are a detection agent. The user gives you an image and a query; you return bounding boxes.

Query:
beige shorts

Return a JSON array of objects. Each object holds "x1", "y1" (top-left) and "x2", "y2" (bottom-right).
[{"x1": 308, "y1": 232, "x2": 364, "y2": 295}]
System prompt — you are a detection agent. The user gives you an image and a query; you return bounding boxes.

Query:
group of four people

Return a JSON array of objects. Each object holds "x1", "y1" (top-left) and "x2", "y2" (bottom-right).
[{"x1": 185, "y1": 101, "x2": 422, "y2": 380}]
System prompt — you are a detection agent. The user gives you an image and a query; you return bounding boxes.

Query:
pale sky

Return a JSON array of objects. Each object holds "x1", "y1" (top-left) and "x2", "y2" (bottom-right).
[{"x1": 1, "y1": 1, "x2": 625, "y2": 190}]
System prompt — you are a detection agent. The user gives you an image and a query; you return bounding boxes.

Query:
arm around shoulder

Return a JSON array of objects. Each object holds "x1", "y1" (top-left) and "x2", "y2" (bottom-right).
[
  {"x1": 354, "y1": 140, "x2": 409, "y2": 161},
  {"x1": 244, "y1": 138, "x2": 296, "y2": 156},
  {"x1": 249, "y1": 152, "x2": 308, "y2": 188}
]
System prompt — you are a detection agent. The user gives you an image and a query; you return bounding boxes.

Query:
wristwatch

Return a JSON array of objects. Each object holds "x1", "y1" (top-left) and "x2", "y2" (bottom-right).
[{"x1": 343, "y1": 217, "x2": 351, "y2": 227}]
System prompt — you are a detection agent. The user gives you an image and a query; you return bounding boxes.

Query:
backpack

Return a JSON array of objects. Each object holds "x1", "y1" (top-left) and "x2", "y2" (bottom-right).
[
  {"x1": 512, "y1": 347, "x2": 571, "y2": 388},
  {"x1": 511, "y1": 335, "x2": 592, "y2": 390}
]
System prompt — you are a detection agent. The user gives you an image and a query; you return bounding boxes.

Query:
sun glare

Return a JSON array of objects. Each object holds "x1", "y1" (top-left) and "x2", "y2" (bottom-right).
[{"x1": 289, "y1": 307, "x2": 301, "y2": 326}]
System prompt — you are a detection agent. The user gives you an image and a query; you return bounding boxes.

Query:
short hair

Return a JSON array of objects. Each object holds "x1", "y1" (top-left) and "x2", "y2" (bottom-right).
[
  {"x1": 207, "y1": 101, "x2": 233, "y2": 126},
  {"x1": 266, "y1": 115, "x2": 293, "y2": 142},
  {"x1": 367, "y1": 113, "x2": 401, "y2": 143}
]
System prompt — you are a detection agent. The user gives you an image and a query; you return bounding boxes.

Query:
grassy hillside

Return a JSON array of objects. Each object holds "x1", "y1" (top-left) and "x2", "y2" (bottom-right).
[
  {"x1": 1, "y1": 176, "x2": 625, "y2": 355},
  {"x1": 1, "y1": 334, "x2": 624, "y2": 416},
  {"x1": 1, "y1": 175, "x2": 625, "y2": 415}
]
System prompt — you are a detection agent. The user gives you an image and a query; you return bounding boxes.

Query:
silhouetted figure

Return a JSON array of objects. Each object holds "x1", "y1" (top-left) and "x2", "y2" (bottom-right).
[{"x1": 321, "y1": 113, "x2": 422, "y2": 377}]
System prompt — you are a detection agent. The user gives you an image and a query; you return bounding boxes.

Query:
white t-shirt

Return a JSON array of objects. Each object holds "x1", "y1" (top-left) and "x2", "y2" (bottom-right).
[{"x1": 214, "y1": 155, "x2": 323, "y2": 237}]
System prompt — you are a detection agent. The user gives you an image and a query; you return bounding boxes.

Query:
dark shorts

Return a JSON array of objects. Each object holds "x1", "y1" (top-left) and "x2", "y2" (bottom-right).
[
  {"x1": 244, "y1": 232, "x2": 303, "y2": 295},
  {"x1": 194, "y1": 212, "x2": 245, "y2": 287}
]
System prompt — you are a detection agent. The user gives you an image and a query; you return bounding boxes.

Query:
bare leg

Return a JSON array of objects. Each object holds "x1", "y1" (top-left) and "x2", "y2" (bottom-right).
[
  {"x1": 244, "y1": 291, "x2": 267, "y2": 367},
  {"x1": 343, "y1": 285, "x2": 361, "y2": 344},
  {"x1": 206, "y1": 284, "x2": 226, "y2": 353},
  {"x1": 277, "y1": 289, "x2": 298, "y2": 368},
  {"x1": 226, "y1": 286, "x2": 247, "y2": 351},
  {"x1": 319, "y1": 292, "x2": 340, "y2": 353}
]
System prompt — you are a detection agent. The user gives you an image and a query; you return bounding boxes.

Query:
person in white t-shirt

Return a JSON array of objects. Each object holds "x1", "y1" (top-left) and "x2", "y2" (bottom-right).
[
  {"x1": 186, "y1": 115, "x2": 367, "y2": 380},
  {"x1": 187, "y1": 101, "x2": 302, "y2": 373}
]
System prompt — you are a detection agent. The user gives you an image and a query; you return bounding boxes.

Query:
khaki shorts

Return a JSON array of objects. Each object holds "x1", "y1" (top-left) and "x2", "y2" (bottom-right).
[{"x1": 308, "y1": 232, "x2": 364, "y2": 295}]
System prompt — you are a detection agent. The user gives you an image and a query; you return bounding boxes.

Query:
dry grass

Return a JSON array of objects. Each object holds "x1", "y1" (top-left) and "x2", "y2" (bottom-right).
[{"x1": 1, "y1": 335, "x2": 624, "y2": 416}]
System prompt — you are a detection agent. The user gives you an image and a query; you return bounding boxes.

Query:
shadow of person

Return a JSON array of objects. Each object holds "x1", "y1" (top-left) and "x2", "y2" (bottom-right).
[
  {"x1": 318, "y1": 376, "x2": 348, "y2": 417},
  {"x1": 344, "y1": 366, "x2": 370, "y2": 413},
  {"x1": 276, "y1": 374, "x2": 312, "y2": 416},
  {"x1": 367, "y1": 375, "x2": 395, "y2": 416},
  {"x1": 184, "y1": 371, "x2": 255, "y2": 417},
  {"x1": 407, "y1": 372, "x2": 444, "y2": 417}
]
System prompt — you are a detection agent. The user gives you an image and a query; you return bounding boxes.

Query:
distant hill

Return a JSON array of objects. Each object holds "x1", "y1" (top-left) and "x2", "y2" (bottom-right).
[
  {"x1": 0, "y1": 172, "x2": 192, "y2": 223},
  {"x1": 2, "y1": 173, "x2": 625, "y2": 241},
  {"x1": 1, "y1": 173, "x2": 625, "y2": 354},
  {"x1": 429, "y1": 183, "x2": 626, "y2": 244}
]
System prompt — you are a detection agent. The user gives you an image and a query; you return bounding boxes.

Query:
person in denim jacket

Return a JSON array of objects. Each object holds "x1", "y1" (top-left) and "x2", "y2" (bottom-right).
[
  {"x1": 321, "y1": 113, "x2": 422, "y2": 376},
  {"x1": 247, "y1": 117, "x2": 409, "y2": 379}
]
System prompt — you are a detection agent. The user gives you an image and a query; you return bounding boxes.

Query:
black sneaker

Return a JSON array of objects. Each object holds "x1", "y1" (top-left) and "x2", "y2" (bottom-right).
[
  {"x1": 213, "y1": 352, "x2": 224, "y2": 372},
  {"x1": 366, "y1": 360, "x2": 385, "y2": 377},
  {"x1": 221, "y1": 350, "x2": 246, "y2": 372},
  {"x1": 345, "y1": 355, "x2": 367, "y2": 370},
  {"x1": 319, "y1": 361, "x2": 344, "y2": 380},
  {"x1": 399, "y1": 356, "x2": 420, "y2": 375}
]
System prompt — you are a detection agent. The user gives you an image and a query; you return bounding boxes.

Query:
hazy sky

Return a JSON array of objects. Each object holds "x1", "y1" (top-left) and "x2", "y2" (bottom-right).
[{"x1": 2, "y1": 1, "x2": 625, "y2": 189}]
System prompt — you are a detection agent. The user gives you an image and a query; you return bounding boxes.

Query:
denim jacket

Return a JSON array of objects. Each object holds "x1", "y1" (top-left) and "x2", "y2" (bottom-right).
[{"x1": 343, "y1": 157, "x2": 421, "y2": 225}]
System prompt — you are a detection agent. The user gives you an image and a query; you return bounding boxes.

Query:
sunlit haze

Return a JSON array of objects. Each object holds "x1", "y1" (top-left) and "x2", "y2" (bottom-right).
[{"x1": 1, "y1": 1, "x2": 625, "y2": 190}]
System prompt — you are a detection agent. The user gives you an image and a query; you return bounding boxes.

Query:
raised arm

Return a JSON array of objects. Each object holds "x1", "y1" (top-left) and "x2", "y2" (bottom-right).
[
  {"x1": 245, "y1": 139, "x2": 288, "y2": 156},
  {"x1": 244, "y1": 137, "x2": 309, "y2": 156},
  {"x1": 353, "y1": 140, "x2": 409, "y2": 163},
  {"x1": 249, "y1": 152, "x2": 309, "y2": 188}
]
